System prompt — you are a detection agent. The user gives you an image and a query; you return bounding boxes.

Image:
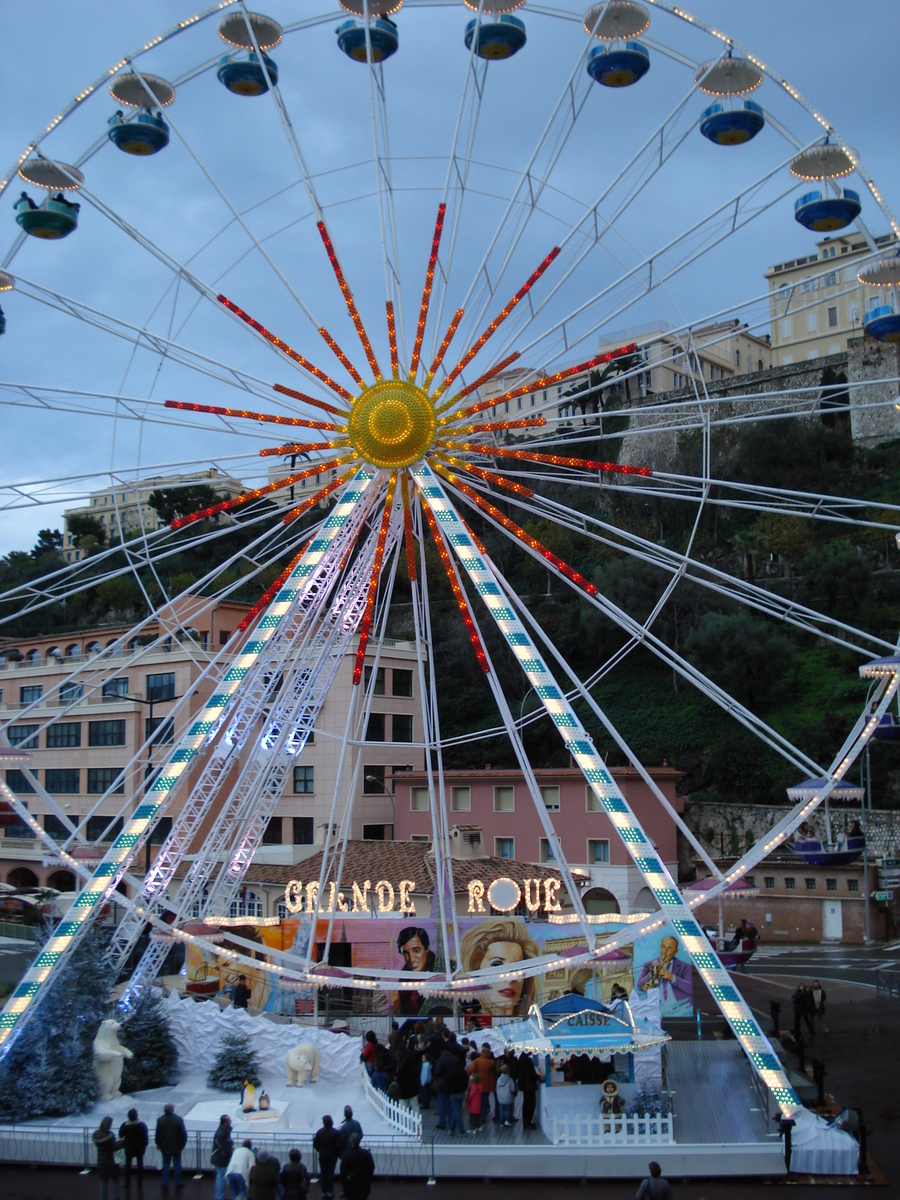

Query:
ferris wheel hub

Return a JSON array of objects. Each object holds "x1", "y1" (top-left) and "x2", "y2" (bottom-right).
[{"x1": 348, "y1": 378, "x2": 437, "y2": 469}]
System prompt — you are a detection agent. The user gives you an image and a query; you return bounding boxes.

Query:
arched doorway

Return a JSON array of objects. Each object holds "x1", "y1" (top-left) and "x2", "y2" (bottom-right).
[
  {"x1": 47, "y1": 869, "x2": 76, "y2": 892},
  {"x1": 582, "y1": 887, "x2": 620, "y2": 915},
  {"x1": 634, "y1": 887, "x2": 658, "y2": 914},
  {"x1": 7, "y1": 866, "x2": 39, "y2": 889}
]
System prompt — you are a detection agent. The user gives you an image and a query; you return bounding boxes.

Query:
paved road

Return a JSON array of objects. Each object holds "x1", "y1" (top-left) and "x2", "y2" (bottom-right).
[{"x1": 742, "y1": 940, "x2": 900, "y2": 988}]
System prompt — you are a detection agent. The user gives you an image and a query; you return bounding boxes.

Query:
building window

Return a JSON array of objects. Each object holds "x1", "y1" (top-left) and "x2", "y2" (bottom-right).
[
  {"x1": 784, "y1": 877, "x2": 795, "y2": 890},
  {"x1": 229, "y1": 890, "x2": 263, "y2": 919},
  {"x1": 494, "y1": 786, "x2": 515, "y2": 813},
  {"x1": 805, "y1": 878, "x2": 817, "y2": 891},
  {"x1": 365, "y1": 712, "x2": 386, "y2": 742},
  {"x1": 495, "y1": 837, "x2": 515, "y2": 860},
  {"x1": 20, "y1": 685, "x2": 43, "y2": 705},
  {"x1": 392, "y1": 669, "x2": 413, "y2": 698},
  {"x1": 540, "y1": 838, "x2": 557, "y2": 863},
  {"x1": 734, "y1": 349, "x2": 741, "y2": 369},
  {"x1": 588, "y1": 839, "x2": 610, "y2": 864},
  {"x1": 7, "y1": 725, "x2": 39, "y2": 749},
  {"x1": 828, "y1": 306, "x2": 838, "y2": 327},
  {"x1": 262, "y1": 817, "x2": 282, "y2": 845},
  {"x1": 60, "y1": 681, "x2": 84, "y2": 704},
  {"x1": 46, "y1": 722, "x2": 82, "y2": 749},
  {"x1": 219, "y1": 629, "x2": 231, "y2": 646},
  {"x1": 102, "y1": 677, "x2": 129, "y2": 700},
  {"x1": 293, "y1": 817, "x2": 314, "y2": 845},
  {"x1": 46, "y1": 768, "x2": 80, "y2": 794},
  {"x1": 586, "y1": 787, "x2": 603, "y2": 812},
  {"x1": 451, "y1": 786, "x2": 471, "y2": 812},
  {"x1": 293, "y1": 765, "x2": 314, "y2": 794},
  {"x1": 86, "y1": 815, "x2": 123, "y2": 842},
  {"x1": 847, "y1": 879, "x2": 859, "y2": 892},
  {"x1": 363, "y1": 823, "x2": 390, "y2": 840},
  {"x1": 146, "y1": 672, "x2": 175, "y2": 702},
  {"x1": 89, "y1": 719, "x2": 126, "y2": 747},
  {"x1": 826, "y1": 878, "x2": 837, "y2": 892},
  {"x1": 363, "y1": 766, "x2": 385, "y2": 794},
  {"x1": 392, "y1": 714, "x2": 413, "y2": 743},
  {"x1": 410, "y1": 834, "x2": 429, "y2": 843},
  {"x1": 764, "y1": 876, "x2": 775, "y2": 889},
  {"x1": 745, "y1": 875, "x2": 755, "y2": 886},
  {"x1": 150, "y1": 816, "x2": 173, "y2": 845},
  {"x1": 541, "y1": 785, "x2": 560, "y2": 812},
  {"x1": 146, "y1": 716, "x2": 174, "y2": 745},
  {"x1": 87, "y1": 767, "x2": 125, "y2": 795},
  {"x1": 411, "y1": 786, "x2": 429, "y2": 812},
  {"x1": 44, "y1": 813, "x2": 69, "y2": 837},
  {"x1": 363, "y1": 666, "x2": 385, "y2": 696},
  {"x1": 783, "y1": 355, "x2": 793, "y2": 365},
  {"x1": 780, "y1": 318, "x2": 792, "y2": 339},
  {"x1": 6, "y1": 769, "x2": 35, "y2": 795},
  {"x1": 806, "y1": 311, "x2": 817, "y2": 332}
]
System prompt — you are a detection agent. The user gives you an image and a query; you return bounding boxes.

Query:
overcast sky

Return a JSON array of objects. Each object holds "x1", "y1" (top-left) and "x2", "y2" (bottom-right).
[{"x1": 0, "y1": 0, "x2": 897, "y2": 556}]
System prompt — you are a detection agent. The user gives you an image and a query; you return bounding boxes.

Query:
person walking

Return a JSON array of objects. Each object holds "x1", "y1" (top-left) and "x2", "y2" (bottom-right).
[
  {"x1": 636, "y1": 1161, "x2": 674, "y2": 1200},
  {"x1": 118, "y1": 1107, "x2": 148, "y2": 1187},
  {"x1": 225, "y1": 1139, "x2": 255, "y2": 1200},
  {"x1": 811, "y1": 979, "x2": 829, "y2": 1035},
  {"x1": 93, "y1": 1115, "x2": 125, "y2": 1200},
  {"x1": 468, "y1": 1044, "x2": 498, "y2": 1125},
  {"x1": 339, "y1": 1133, "x2": 375, "y2": 1200},
  {"x1": 248, "y1": 1149, "x2": 280, "y2": 1200},
  {"x1": 447, "y1": 1057, "x2": 469, "y2": 1137},
  {"x1": 313, "y1": 1115, "x2": 341, "y2": 1199},
  {"x1": 517, "y1": 1052, "x2": 539, "y2": 1130},
  {"x1": 496, "y1": 1063, "x2": 517, "y2": 1127},
  {"x1": 791, "y1": 984, "x2": 810, "y2": 1039},
  {"x1": 211, "y1": 1115, "x2": 235, "y2": 1200},
  {"x1": 465, "y1": 1072, "x2": 483, "y2": 1133},
  {"x1": 280, "y1": 1149, "x2": 310, "y2": 1200},
  {"x1": 338, "y1": 1105, "x2": 363, "y2": 1157},
  {"x1": 233, "y1": 974, "x2": 252, "y2": 1010},
  {"x1": 155, "y1": 1102, "x2": 187, "y2": 1190}
]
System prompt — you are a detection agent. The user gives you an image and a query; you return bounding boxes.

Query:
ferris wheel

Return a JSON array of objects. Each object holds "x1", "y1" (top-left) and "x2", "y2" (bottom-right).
[{"x1": 1, "y1": 1, "x2": 899, "y2": 1120}]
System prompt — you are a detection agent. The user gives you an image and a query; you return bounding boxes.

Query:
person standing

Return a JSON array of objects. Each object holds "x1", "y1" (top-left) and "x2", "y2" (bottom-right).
[
  {"x1": 433, "y1": 1043, "x2": 454, "y2": 1129},
  {"x1": 791, "y1": 984, "x2": 809, "y2": 1039},
  {"x1": 419, "y1": 1052, "x2": 433, "y2": 1109},
  {"x1": 468, "y1": 1044, "x2": 498, "y2": 1124},
  {"x1": 496, "y1": 1063, "x2": 517, "y2": 1127},
  {"x1": 155, "y1": 1102, "x2": 187, "y2": 1190},
  {"x1": 313, "y1": 1115, "x2": 341, "y2": 1200},
  {"x1": 225, "y1": 1139, "x2": 255, "y2": 1200},
  {"x1": 517, "y1": 1052, "x2": 539, "y2": 1130},
  {"x1": 339, "y1": 1106, "x2": 363, "y2": 1157},
  {"x1": 811, "y1": 979, "x2": 829, "y2": 1035},
  {"x1": 280, "y1": 1149, "x2": 310, "y2": 1200},
  {"x1": 248, "y1": 1149, "x2": 280, "y2": 1200},
  {"x1": 465, "y1": 1072, "x2": 482, "y2": 1133},
  {"x1": 211, "y1": 1114, "x2": 235, "y2": 1200},
  {"x1": 118, "y1": 1107, "x2": 148, "y2": 1187},
  {"x1": 636, "y1": 1161, "x2": 674, "y2": 1200},
  {"x1": 447, "y1": 1057, "x2": 469, "y2": 1137},
  {"x1": 339, "y1": 1133, "x2": 375, "y2": 1200},
  {"x1": 233, "y1": 974, "x2": 252, "y2": 1010},
  {"x1": 93, "y1": 1115, "x2": 125, "y2": 1200}
]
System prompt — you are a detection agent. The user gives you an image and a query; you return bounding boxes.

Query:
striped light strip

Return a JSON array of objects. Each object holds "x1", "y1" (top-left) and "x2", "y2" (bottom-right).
[
  {"x1": 0, "y1": 468, "x2": 375, "y2": 1050},
  {"x1": 412, "y1": 460, "x2": 801, "y2": 1116}
]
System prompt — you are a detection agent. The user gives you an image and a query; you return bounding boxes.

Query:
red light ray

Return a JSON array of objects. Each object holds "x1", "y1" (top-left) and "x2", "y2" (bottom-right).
[
  {"x1": 171, "y1": 457, "x2": 353, "y2": 529},
  {"x1": 217, "y1": 295, "x2": 354, "y2": 402},
  {"x1": 164, "y1": 399, "x2": 344, "y2": 433},
  {"x1": 433, "y1": 465, "x2": 600, "y2": 600},
  {"x1": 424, "y1": 308, "x2": 464, "y2": 388},
  {"x1": 260, "y1": 439, "x2": 351, "y2": 458},
  {"x1": 447, "y1": 343, "x2": 639, "y2": 421},
  {"x1": 433, "y1": 452, "x2": 534, "y2": 499},
  {"x1": 435, "y1": 352, "x2": 521, "y2": 416},
  {"x1": 316, "y1": 329, "x2": 365, "y2": 389},
  {"x1": 272, "y1": 382, "x2": 346, "y2": 419},
  {"x1": 439, "y1": 417, "x2": 545, "y2": 437},
  {"x1": 316, "y1": 222, "x2": 381, "y2": 379},
  {"x1": 386, "y1": 301, "x2": 399, "y2": 379},
  {"x1": 282, "y1": 469, "x2": 358, "y2": 525},
  {"x1": 431, "y1": 247, "x2": 561, "y2": 402},
  {"x1": 421, "y1": 501, "x2": 490, "y2": 675},
  {"x1": 238, "y1": 541, "x2": 312, "y2": 632},
  {"x1": 400, "y1": 473, "x2": 417, "y2": 584},
  {"x1": 352, "y1": 473, "x2": 398, "y2": 685},
  {"x1": 445, "y1": 445, "x2": 653, "y2": 477},
  {"x1": 409, "y1": 203, "x2": 446, "y2": 381}
]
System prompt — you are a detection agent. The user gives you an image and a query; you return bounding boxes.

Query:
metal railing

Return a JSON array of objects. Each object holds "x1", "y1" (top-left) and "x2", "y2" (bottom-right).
[
  {"x1": 0, "y1": 921, "x2": 40, "y2": 942},
  {"x1": 545, "y1": 1110, "x2": 674, "y2": 1147}
]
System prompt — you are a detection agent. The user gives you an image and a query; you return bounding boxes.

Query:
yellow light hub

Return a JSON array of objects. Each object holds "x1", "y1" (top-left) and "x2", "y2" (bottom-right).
[{"x1": 349, "y1": 379, "x2": 437, "y2": 469}]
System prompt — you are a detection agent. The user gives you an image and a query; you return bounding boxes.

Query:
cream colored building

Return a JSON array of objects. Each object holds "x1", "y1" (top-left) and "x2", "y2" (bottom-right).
[
  {"x1": 765, "y1": 231, "x2": 899, "y2": 367},
  {"x1": 62, "y1": 469, "x2": 245, "y2": 562}
]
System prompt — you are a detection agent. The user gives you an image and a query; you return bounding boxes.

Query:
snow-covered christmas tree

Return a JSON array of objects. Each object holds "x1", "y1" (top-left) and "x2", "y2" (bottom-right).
[
  {"x1": 120, "y1": 988, "x2": 179, "y2": 1093},
  {"x1": 0, "y1": 923, "x2": 112, "y2": 1120},
  {"x1": 207, "y1": 1030, "x2": 261, "y2": 1092}
]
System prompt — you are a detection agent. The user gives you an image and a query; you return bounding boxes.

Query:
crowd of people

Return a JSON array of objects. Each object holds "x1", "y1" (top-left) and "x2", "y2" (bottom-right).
[
  {"x1": 360, "y1": 1018, "x2": 539, "y2": 1136},
  {"x1": 92, "y1": 1102, "x2": 374, "y2": 1200}
]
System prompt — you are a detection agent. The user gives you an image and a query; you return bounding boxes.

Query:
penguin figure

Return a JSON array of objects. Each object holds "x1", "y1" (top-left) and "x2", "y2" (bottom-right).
[{"x1": 241, "y1": 1080, "x2": 257, "y2": 1112}]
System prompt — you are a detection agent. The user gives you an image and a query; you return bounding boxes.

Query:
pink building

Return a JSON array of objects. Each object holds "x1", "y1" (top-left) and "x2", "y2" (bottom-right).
[{"x1": 394, "y1": 764, "x2": 685, "y2": 915}]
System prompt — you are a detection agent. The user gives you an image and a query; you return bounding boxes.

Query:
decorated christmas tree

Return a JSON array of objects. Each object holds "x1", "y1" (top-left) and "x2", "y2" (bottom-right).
[
  {"x1": 0, "y1": 924, "x2": 112, "y2": 1120},
  {"x1": 207, "y1": 1030, "x2": 261, "y2": 1092},
  {"x1": 120, "y1": 988, "x2": 179, "y2": 1093}
]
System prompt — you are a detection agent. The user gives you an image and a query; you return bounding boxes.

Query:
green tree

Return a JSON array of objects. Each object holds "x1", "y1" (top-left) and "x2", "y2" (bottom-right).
[
  {"x1": 683, "y1": 610, "x2": 794, "y2": 709},
  {"x1": 149, "y1": 485, "x2": 221, "y2": 524},
  {"x1": 66, "y1": 513, "x2": 108, "y2": 554},
  {"x1": 120, "y1": 989, "x2": 179, "y2": 1092},
  {"x1": 207, "y1": 1031, "x2": 261, "y2": 1092}
]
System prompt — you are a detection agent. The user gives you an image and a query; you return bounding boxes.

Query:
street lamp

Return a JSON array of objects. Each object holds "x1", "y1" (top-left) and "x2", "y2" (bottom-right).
[{"x1": 363, "y1": 769, "x2": 413, "y2": 840}]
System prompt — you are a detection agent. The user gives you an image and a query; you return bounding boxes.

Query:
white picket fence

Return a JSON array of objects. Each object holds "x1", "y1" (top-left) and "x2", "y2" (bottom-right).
[
  {"x1": 360, "y1": 1063, "x2": 422, "y2": 1138},
  {"x1": 546, "y1": 1109, "x2": 674, "y2": 1147}
]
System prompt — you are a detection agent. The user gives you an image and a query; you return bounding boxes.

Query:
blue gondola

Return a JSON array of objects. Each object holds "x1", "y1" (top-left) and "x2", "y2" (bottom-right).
[
  {"x1": 217, "y1": 51, "x2": 278, "y2": 96},
  {"x1": 794, "y1": 188, "x2": 861, "y2": 232},
  {"x1": 864, "y1": 304, "x2": 900, "y2": 343},
  {"x1": 793, "y1": 833, "x2": 865, "y2": 868},
  {"x1": 107, "y1": 111, "x2": 170, "y2": 156},
  {"x1": 336, "y1": 18, "x2": 399, "y2": 63},
  {"x1": 872, "y1": 709, "x2": 900, "y2": 740},
  {"x1": 0, "y1": 306, "x2": 5, "y2": 336},
  {"x1": 14, "y1": 192, "x2": 79, "y2": 240},
  {"x1": 700, "y1": 100, "x2": 765, "y2": 146},
  {"x1": 464, "y1": 15, "x2": 526, "y2": 60},
  {"x1": 586, "y1": 41, "x2": 650, "y2": 88}
]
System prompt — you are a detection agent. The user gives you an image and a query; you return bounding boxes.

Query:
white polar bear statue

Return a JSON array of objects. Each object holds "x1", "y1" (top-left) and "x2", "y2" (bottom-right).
[
  {"x1": 285, "y1": 1041, "x2": 320, "y2": 1087},
  {"x1": 92, "y1": 1018, "x2": 134, "y2": 1102}
]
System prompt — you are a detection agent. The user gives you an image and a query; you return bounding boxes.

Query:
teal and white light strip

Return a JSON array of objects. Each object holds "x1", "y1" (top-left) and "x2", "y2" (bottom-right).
[
  {"x1": 0, "y1": 468, "x2": 374, "y2": 1053},
  {"x1": 413, "y1": 460, "x2": 800, "y2": 1115}
]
